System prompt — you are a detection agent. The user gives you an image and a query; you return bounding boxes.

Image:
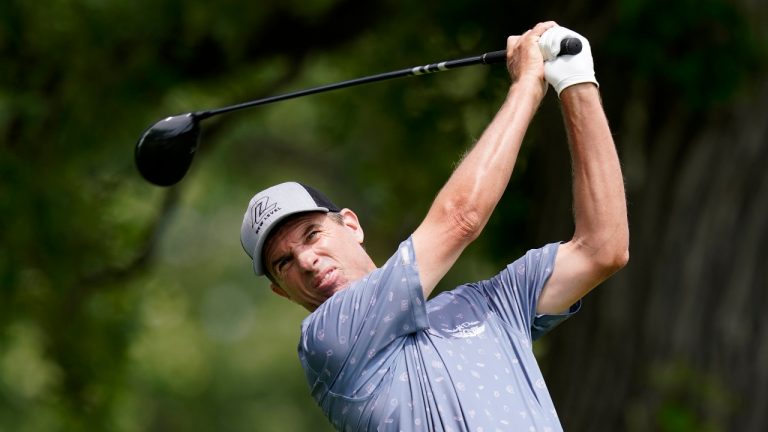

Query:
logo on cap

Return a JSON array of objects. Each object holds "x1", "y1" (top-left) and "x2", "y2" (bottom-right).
[{"x1": 251, "y1": 196, "x2": 281, "y2": 234}]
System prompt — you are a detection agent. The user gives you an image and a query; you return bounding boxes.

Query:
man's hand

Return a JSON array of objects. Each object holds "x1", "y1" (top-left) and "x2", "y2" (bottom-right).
[
  {"x1": 506, "y1": 21, "x2": 556, "y2": 99},
  {"x1": 539, "y1": 25, "x2": 599, "y2": 97}
]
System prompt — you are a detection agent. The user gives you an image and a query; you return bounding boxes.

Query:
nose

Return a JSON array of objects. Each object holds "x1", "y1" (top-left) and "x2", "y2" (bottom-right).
[{"x1": 295, "y1": 246, "x2": 319, "y2": 271}]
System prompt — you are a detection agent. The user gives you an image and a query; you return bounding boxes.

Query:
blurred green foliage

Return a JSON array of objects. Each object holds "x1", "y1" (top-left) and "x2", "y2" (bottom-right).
[
  {"x1": 1, "y1": 0, "x2": 766, "y2": 431},
  {"x1": 608, "y1": 0, "x2": 765, "y2": 109}
]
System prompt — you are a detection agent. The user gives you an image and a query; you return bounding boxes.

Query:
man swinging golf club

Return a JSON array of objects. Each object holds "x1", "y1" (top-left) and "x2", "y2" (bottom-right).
[{"x1": 240, "y1": 21, "x2": 628, "y2": 431}]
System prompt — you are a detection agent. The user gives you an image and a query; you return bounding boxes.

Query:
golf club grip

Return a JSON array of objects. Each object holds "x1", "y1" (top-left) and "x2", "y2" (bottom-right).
[{"x1": 481, "y1": 37, "x2": 583, "y2": 64}]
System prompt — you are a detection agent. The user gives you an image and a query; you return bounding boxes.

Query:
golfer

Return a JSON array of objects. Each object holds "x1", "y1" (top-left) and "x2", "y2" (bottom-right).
[{"x1": 240, "y1": 21, "x2": 628, "y2": 431}]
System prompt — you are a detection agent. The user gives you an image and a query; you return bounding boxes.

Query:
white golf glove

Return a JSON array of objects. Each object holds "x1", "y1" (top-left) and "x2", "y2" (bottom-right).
[{"x1": 538, "y1": 25, "x2": 598, "y2": 97}]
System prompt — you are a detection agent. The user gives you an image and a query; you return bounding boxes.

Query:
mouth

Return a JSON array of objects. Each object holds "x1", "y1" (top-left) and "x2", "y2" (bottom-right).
[{"x1": 315, "y1": 268, "x2": 342, "y2": 295}]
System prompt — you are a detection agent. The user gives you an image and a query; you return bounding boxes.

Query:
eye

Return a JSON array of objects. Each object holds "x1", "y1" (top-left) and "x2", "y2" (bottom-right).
[
  {"x1": 307, "y1": 230, "x2": 320, "y2": 241},
  {"x1": 275, "y1": 256, "x2": 293, "y2": 275}
]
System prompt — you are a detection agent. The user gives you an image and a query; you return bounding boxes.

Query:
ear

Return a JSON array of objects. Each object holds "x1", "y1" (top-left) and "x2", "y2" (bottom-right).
[
  {"x1": 339, "y1": 208, "x2": 365, "y2": 244},
  {"x1": 270, "y1": 283, "x2": 291, "y2": 300}
]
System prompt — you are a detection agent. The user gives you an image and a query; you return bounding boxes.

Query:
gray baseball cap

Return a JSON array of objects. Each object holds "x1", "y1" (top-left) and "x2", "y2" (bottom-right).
[{"x1": 240, "y1": 182, "x2": 341, "y2": 276}]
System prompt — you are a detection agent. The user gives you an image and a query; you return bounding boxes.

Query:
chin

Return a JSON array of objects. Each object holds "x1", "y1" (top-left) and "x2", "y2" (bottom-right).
[{"x1": 334, "y1": 278, "x2": 353, "y2": 293}]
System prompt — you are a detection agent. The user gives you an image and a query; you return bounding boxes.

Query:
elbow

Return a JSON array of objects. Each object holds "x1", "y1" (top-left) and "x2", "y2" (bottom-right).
[
  {"x1": 598, "y1": 242, "x2": 629, "y2": 275},
  {"x1": 574, "y1": 235, "x2": 629, "y2": 275},
  {"x1": 444, "y1": 199, "x2": 485, "y2": 242},
  {"x1": 608, "y1": 247, "x2": 630, "y2": 272}
]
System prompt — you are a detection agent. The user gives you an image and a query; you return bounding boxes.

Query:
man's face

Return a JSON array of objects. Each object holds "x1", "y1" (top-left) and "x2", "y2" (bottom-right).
[{"x1": 263, "y1": 209, "x2": 375, "y2": 311}]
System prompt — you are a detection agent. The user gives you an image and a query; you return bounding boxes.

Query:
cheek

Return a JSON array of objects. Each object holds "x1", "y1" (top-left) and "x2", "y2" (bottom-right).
[
  {"x1": 281, "y1": 273, "x2": 304, "y2": 293},
  {"x1": 341, "y1": 243, "x2": 366, "y2": 269}
]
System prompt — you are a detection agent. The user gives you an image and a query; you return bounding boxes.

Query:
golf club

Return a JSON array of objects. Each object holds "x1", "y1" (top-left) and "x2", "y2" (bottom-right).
[{"x1": 135, "y1": 38, "x2": 582, "y2": 187}]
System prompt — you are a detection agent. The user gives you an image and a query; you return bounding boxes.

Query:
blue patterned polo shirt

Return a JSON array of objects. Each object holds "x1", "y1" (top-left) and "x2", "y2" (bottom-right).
[{"x1": 299, "y1": 238, "x2": 579, "y2": 431}]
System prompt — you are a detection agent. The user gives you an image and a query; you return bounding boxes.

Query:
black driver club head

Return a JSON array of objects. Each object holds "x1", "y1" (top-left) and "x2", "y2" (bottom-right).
[{"x1": 135, "y1": 113, "x2": 201, "y2": 187}]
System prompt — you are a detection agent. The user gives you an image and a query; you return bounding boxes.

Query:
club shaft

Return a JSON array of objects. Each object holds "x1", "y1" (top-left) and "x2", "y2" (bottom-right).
[
  {"x1": 195, "y1": 50, "x2": 507, "y2": 120},
  {"x1": 194, "y1": 37, "x2": 581, "y2": 120}
]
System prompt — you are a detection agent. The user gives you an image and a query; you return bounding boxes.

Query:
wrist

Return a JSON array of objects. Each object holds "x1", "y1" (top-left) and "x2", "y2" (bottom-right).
[
  {"x1": 510, "y1": 74, "x2": 546, "y2": 101},
  {"x1": 559, "y1": 82, "x2": 600, "y2": 101}
]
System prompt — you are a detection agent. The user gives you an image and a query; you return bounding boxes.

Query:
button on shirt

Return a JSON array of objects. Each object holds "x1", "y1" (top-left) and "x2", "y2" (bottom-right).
[{"x1": 299, "y1": 238, "x2": 579, "y2": 431}]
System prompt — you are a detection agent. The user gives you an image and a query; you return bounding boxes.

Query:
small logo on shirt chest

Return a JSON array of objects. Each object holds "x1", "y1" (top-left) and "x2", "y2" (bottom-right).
[{"x1": 444, "y1": 321, "x2": 486, "y2": 338}]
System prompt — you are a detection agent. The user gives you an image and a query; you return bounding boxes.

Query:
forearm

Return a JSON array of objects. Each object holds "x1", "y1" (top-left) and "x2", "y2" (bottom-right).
[
  {"x1": 535, "y1": 84, "x2": 627, "y2": 314},
  {"x1": 412, "y1": 77, "x2": 544, "y2": 295},
  {"x1": 562, "y1": 84, "x2": 629, "y2": 265},
  {"x1": 430, "y1": 77, "x2": 544, "y2": 234}
]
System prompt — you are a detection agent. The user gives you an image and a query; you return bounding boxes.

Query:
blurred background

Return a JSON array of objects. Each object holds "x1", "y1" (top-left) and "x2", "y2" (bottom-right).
[{"x1": 1, "y1": 0, "x2": 767, "y2": 431}]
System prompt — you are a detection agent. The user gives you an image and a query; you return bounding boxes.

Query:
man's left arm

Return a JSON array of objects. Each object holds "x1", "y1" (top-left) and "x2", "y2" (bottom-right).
[{"x1": 537, "y1": 82, "x2": 629, "y2": 315}]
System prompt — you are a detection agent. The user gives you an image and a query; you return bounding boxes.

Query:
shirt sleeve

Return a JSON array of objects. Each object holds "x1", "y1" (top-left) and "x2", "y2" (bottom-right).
[
  {"x1": 299, "y1": 237, "x2": 428, "y2": 400},
  {"x1": 471, "y1": 242, "x2": 580, "y2": 341}
]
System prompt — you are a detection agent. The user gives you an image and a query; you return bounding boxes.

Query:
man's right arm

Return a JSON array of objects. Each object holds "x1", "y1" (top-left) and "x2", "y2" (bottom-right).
[
  {"x1": 535, "y1": 27, "x2": 629, "y2": 314},
  {"x1": 411, "y1": 22, "x2": 554, "y2": 298}
]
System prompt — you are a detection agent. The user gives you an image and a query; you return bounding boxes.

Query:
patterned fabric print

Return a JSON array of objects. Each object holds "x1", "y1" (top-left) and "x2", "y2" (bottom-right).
[{"x1": 298, "y1": 239, "x2": 577, "y2": 431}]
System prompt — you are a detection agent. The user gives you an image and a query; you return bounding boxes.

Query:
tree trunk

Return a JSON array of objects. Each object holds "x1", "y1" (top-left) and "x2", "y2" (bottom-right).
[{"x1": 540, "y1": 74, "x2": 768, "y2": 430}]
